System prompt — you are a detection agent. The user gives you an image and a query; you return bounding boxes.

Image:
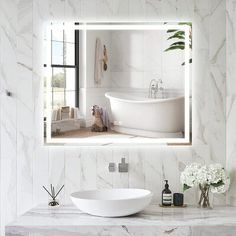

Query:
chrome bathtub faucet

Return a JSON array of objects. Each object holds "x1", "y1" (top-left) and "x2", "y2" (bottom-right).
[{"x1": 148, "y1": 79, "x2": 164, "y2": 98}]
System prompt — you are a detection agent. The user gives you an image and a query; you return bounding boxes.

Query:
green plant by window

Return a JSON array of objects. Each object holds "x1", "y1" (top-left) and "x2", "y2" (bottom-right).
[{"x1": 164, "y1": 22, "x2": 192, "y2": 66}]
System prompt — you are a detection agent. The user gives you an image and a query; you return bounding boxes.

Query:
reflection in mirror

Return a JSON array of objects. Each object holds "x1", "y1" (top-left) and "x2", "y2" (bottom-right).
[{"x1": 44, "y1": 22, "x2": 192, "y2": 145}]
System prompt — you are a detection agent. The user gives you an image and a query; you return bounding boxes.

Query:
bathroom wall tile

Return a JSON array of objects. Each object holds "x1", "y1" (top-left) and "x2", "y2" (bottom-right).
[
  {"x1": 80, "y1": 147, "x2": 97, "y2": 190},
  {"x1": 161, "y1": 148, "x2": 180, "y2": 194},
  {"x1": 146, "y1": 0, "x2": 193, "y2": 21},
  {"x1": 144, "y1": 0, "x2": 163, "y2": 20},
  {"x1": 0, "y1": 0, "x2": 18, "y2": 234},
  {"x1": 33, "y1": 146, "x2": 49, "y2": 204},
  {"x1": 17, "y1": 66, "x2": 34, "y2": 111},
  {"x1": 111, "y1": 72, "x2": 144, "y2": 88},
  {"x1": 192, "y1": 1, "x2": 210, "y2": 146},
  {"x1": 203, "y1": 0, "x2": 226, "y2": 164},
  {"x1": 96, "y1": 148, "x2": 113, "y2": 189},
  {"x1": 226, "y1": 0, "x2": 236, "y2": 206},
  {"x1": 16, "y1": 0, "x2": 34, "y2": 216},
  {"x1": 143, "y1": 30, "x2": 162, "y2": 72},
  {"x1": 33, "y1": 1, "x2": 44, "y2": 77},
  {"x1": 32, "y1": 0, "x2": 48, "y2": 206},
  {"x1": 81, "y1": 0, "x2": 97, "y2": 20},
  {"x1": 17, "y1": 0, "x2": 33, "y2": 68},
  {"x1": 194, "y1": 0, "x2": 210, "y2": 11},
  {"x1": 96, "y1": 0, "x2": 114, "y2": 20},
  {"x1": 65, "y1": 147, "x2": 81, "y2": 204},
  {"x1": 112, "y1": 0, "x2": 129, "y2": 19},
  {"x1": 49, "y1": 0, "x2": 65, "y2": 21},
  {"x1": 128, "y1": 148, "x2": 145, "y2": 189},
  {"x1": 129, "y1": 0, "x2": 145, "y2": 20},
  {"x1": 33, "y1": 0, "x2": 50, "y2": 22},
  {"x1": 0, "y1": 0, "x2": 18, "y2": 36},
  {"x1": 16, "y1": 101, "x2": 34, "y2": 216},
  {"x1": 159, "y1": 0, "x2": 178, "y2": 19},
  {"x1": 0, "y1": 157, "x2": 17, "y2": 235},
  {"x1": 65, "y1": 0, "x2": 82, "y2": 21},
  {"x1": 112, "y1": 28, "x2": 186, "y2": 90},
  {"x1": 176, "y1": 0, "x2": 194, "y2": 20},
  {"x1": 142, "y1": 147, "x2": 163, "y2": 204},
  {"x1": 0, "y1": 90, "x2": 17, "y2": 232},
  {"x1": 162, "y1": 68, "x2": 185, "y2": 90},
  {"x1": 48, "y1": 147, "x2": 66, "y2": 204},
  {"x1": 0, "y1": 82, "x2": 17, "y2": 163},
  {"x1": 111, "y1": 30, "x2": 144, "y2": 73},
  {"x1": 0, "y1": 34, "x2": 17, "y2": 97}
]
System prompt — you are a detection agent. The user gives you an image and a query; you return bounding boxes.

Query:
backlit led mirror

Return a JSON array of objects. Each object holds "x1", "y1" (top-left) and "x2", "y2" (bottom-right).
[{"x1": 44, "y1": 22, "x2": 192, "y2": 145}]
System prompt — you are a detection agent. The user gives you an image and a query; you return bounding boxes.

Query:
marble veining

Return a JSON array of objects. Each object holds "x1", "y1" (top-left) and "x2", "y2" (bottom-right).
[
  {"x1": 1, "y1": 0, "x2": 236, "y2": 235},
  {"x1": 226, "y1": 0, "x2": 236, "y2": 206},
  {"x1": 5, "y1": 204, "x2": 236, "y2": 236}
]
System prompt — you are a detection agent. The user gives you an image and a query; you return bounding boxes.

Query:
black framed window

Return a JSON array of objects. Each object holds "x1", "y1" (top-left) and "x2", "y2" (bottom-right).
[{"x1": 49, "y1": 27, "x2": 79, "y2": 109}]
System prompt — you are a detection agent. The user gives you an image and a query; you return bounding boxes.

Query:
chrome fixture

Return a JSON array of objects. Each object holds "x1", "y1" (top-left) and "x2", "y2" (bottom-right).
[
  {"x1": 118, "y1": 158, "x2": 128, "y2": 172},
  {"x1": 148, "y1": 79, "x2": 164, "y2": 98},
  {"x1": 108, "y1": 162, "x2": 116, "y2": 172}
]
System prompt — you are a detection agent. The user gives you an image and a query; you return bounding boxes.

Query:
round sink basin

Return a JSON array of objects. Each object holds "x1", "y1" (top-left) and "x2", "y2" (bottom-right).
[{"x1": 70, "y1": 188, "x2": 153, "y2": 217}]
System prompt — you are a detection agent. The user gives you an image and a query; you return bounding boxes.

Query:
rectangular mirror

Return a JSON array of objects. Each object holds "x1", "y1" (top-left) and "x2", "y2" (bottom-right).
[{"x1": 44, "y1": 22, "x2": 192, "y2": 145}]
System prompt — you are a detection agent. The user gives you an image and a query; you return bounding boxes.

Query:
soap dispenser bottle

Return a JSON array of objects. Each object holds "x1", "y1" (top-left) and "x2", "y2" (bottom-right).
[{"x1": 162, "y1": 180, "x2": 172, "y2": 206}]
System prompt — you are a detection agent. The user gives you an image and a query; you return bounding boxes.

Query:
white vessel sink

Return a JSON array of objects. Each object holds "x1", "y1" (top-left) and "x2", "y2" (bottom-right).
[{"x1": 70, "y1": 188, "x2": 153, "y2": 217}]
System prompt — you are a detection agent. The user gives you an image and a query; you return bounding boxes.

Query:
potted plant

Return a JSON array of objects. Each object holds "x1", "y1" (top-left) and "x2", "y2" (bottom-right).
[{"x1": 164, "y1": 22, "x2": 192, "y2": 66}]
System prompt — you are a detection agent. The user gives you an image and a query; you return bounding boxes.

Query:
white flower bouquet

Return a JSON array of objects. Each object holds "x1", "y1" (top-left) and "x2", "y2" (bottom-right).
[{"x1": 180, "y1": 163, "x2": 230, "y2": 208}]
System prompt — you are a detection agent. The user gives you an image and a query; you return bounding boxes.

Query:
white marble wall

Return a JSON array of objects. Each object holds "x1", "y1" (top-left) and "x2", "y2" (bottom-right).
[
  {"x1": 0, "y1": 0, "x2": 18, "y2": 234},
  {"x1": 226, "y1": 0, "x2": 236, "y2": 206},
  {"x1": 0, "y1": 0, "x2": 229, "y2": 235},
  {"x1": 111, "y1": 30, "x2": 185, "y2": 90}
]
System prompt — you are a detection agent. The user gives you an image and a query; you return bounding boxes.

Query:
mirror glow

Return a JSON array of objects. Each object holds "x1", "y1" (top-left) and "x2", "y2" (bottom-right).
[{"x1": 44, "y1": 22, "x2": 191, "y2": 145}]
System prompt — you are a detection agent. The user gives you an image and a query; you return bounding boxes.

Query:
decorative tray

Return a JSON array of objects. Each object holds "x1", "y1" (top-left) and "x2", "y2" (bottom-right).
[{"x1": 159, "y1": 204, "x2": 187, "y2": 208}]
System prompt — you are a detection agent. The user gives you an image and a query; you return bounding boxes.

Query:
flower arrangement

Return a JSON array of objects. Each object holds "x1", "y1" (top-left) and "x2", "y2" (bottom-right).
[{"x1": 180, "y1": 163, "x2": 230, "y2": 208}]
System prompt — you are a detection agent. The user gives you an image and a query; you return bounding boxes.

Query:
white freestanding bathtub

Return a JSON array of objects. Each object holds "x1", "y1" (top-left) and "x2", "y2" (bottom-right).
[{"x1": 105, "y1": 91, "x2": 184, "y2": 138}]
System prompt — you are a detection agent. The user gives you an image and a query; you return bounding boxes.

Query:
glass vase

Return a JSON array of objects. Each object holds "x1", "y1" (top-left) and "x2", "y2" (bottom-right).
[{"x1": 198, "y1": 184, "x2": 212, "y2": 209}]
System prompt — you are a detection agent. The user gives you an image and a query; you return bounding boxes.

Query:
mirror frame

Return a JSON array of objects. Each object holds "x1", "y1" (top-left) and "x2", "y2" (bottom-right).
[{"x1": 44, "y1": 21, "x2": 191, "y2": 146}]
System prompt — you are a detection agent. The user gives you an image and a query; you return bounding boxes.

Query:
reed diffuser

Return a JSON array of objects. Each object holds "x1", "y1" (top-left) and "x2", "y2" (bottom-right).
[{"x1": 43, "y1": 184, "x2": 64, "y2": 206}]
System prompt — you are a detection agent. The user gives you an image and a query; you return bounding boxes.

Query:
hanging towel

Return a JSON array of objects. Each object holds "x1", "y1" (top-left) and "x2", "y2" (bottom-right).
[{"x1": 94, "y1": 38, "x2": 103, "y2": 84}]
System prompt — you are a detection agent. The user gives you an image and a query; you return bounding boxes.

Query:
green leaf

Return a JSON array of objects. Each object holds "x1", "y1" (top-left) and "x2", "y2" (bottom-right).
[
  {"x1": 170, "y1": 41, "x2": 185, "y2": 47},
  {"x1": 167, "y1": 31, "x2": 185, "y2": 40},
  {"x1": 211, "y1": 180, "x2": 224, "y2": 187},
  {"x1": 164, "y1": 45, "x2": 185, "y2": 52},
  {"x1": 167, "y1": 35, "x2": 185, "y2": 40},
  {"x1": 183, "y1": 184, "x2": 191, "y2": 191},
  {"x1": 167, "y1": 29, "x2": 178, "y2": 33},
  {"x1": 174, "y1": 31, "x2": 185, "y2": 35}
]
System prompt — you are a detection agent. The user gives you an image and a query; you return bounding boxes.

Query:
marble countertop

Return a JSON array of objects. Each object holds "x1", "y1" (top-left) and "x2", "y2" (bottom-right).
[{"x1": 6, "y1": 204, "x2": 236, "y2": 236}]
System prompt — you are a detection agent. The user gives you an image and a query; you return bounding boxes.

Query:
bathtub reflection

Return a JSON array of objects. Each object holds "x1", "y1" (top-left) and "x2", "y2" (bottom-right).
[{"x1": 105, "y1": 91, "x2": 184, "y2": 138}]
